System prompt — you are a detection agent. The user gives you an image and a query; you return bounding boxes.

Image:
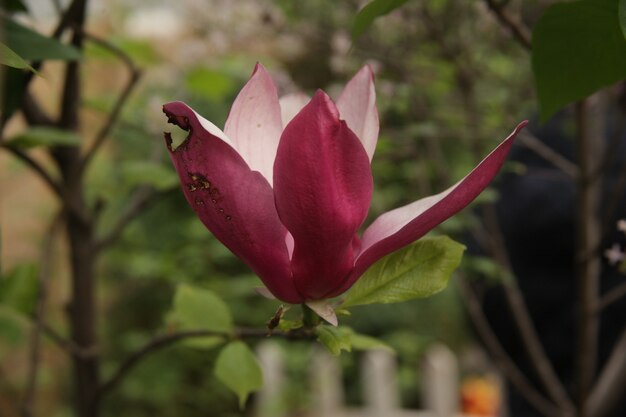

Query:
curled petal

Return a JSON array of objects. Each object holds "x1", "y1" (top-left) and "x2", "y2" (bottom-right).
[
  {"x1": 224, "y1": 63, "x2": 283, "y2": 185},
  {"x1": 273, "y1": 91, "x2": 373, "y2": 300},
  {"x1": 335, "y1": 121, "x2": 528, "y2": 295},
  {"x1": 163, "y1": 101, "x2": 300, "y2": 303},
  {"x1": 336, "y1": 65, "x2": 379, "y2": 161}
]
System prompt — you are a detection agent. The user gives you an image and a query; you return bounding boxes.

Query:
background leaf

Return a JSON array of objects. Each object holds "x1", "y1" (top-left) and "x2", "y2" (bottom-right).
[
  {"x1": 165, "y1": 284, "x2": 233, "y2": 349},
  {"x1": 0, "y1": 263, "x2": 38, "y2": 315},
  {"x1": 618, "y1": 0, "x2": 626, "y2": 39},
  {"x1": 7, "y1": 127, "x2": 81, "y2": 149},
  {"x1": 342, "y1": 236, "x2": 465, "y2": 307},
  {"x1": 121, "y1": 161, "x2": 179, "y2": 191},
  {"x1": 0, "y1": 43, "x2": 36, "y2": 73},
  {"x1": 214, "y1": 341, "x2": 263, "y2": 409},
  {"x1": 532, "y1": 0, "x2": 626, "y2": 121},
  {"x1": 352, "y1": 0, "x2": 410, "y2": 40},
  {"x1": 2, "y1": 16, "x2": 81, "y2": 61},
  {"x1": 2, "y1": 0, "x2": 28, "y2": 12}
]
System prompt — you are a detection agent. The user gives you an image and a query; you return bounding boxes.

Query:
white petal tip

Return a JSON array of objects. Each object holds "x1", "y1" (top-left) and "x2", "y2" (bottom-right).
[
  {"x1": 306, "y1": 300, "x2": 339, "y2": 327},
  {"x1": 255, "y1": 287, "x2": 277, "y2": 300}
]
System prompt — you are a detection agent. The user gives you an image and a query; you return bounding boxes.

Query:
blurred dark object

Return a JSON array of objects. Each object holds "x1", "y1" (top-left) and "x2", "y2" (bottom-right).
[{"x1": 469, "y1": 98, "x2": 626, "y2": 417}]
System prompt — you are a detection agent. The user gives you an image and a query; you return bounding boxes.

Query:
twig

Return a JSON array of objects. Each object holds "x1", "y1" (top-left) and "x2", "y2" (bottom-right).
[
  {"x1": 93, "y1": 186, "x2": 157, "y2": 252},
  {"x1": 481, "y1": 204, "x2": 575, "y2": 416},
  {"x1": 78, "y1": 31, "x2": 141, "y2": 174},
  {"x1": 42, "y1": 324, "x2": 98, "y2": 359},
  {"x1": 594, "y1": 282, "x2": 626, "y2": 313},
  {"x1": 1, "y1": 145, "x2": 63, "y2": 198},
  {"x1": 482, "y1": 0, "x2": 532, "y2": 50},
  {"x1": 20, "y1": 211, "x2": 62, "y2": 417},
  {"x1": 459, "y1": 278, "x2": 563, "y2": 417},
  {"x1": 518, "y1": 131, "x2": 580, "y2": 179},
  {"x1": 574, "y1": 99, "x2": 603, "y2": 415},
  {"x1": 600, "y1": 109, "x2": 626, "y2": 235},
  {"x1": 587, "y1": 327, "x2": 626, "y2": 417},
  {"x1": 92, "y1": 327, "x2": 314, "y2": 410}
]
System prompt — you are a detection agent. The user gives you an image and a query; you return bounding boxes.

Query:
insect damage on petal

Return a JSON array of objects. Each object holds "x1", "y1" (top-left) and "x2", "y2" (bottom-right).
[
  {"x1": 185, "y1": 172, "x2": 234, "y2": 223},
  {"x1": 163, "y1": 106, "x2": 192, "y2": 151}
]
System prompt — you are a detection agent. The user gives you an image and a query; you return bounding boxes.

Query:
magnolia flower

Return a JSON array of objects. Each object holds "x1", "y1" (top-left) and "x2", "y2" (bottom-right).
[{"x1": 163, "y1": 63, "x2": 526, "y2": 305}]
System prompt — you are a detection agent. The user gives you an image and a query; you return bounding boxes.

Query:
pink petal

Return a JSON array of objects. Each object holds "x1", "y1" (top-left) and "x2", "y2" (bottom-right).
[
  {"x1": 336, "y1": 65, "x2": 379, "y2": 161},
  {"x1": 163, "y1": 101, "x2": 301, "y2": 303},
  {"x1": 336, "y1": 121, "x2": 527, "y2": 294},
  {"x1": 224, "y1": 63, "x2": 283, "y2": 185},
  {"x1": 279, "y1": 92, "x2": 310, "y2": 128},
  {"x1": 273, "y1": 91, "x2": 373, "y2": 300}
]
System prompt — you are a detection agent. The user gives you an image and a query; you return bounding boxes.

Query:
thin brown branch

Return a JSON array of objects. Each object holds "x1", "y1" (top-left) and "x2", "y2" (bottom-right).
[
  {"x1": 94, "y1": 186, "x2": 157, "y2": 251},
  {"x1": 482, "y1": 204, "x2": 576, "y2": 415},
  {"x1": 574, "y1": 99, "x2": 603, "y2": 415},
  {"x1": 594, "y1": 281, "x2": 626, "y2": 313},
  {"x1": 482, "y1": 0, "x2": 532, "y2": 51},
  {"x1": 78, "y1": 31, "x2": 141, "y2": 174},
  {"x1": 600, "y1": 109, "x2": 626, "y2": 235},
  {"x1": 587, "y1": 327, "x2": 626, "y2": 417},
  {"x1": 93, "y1": 327, "x2": 314, "y2": 410},
  {"x1": 42, "y1": 324, "x2": 98, "y2": 359},
  {"x1": 1, "y1": 145, "x2": 63, "y2": 198},
  {"x1": 460, "y1": 278, "x2": 563, "y2": 417},
  {"x1": 518, "y1": 131, "x2": 580, "y2": 179},
  {"x1": 20, "y1": 211, "x2": 62, "y2": 417}
]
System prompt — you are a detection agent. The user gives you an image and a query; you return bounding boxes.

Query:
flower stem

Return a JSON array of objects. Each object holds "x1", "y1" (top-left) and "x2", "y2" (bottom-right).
[{"x1": 302, "y1": 304, "x2": 321, "y2": 329}]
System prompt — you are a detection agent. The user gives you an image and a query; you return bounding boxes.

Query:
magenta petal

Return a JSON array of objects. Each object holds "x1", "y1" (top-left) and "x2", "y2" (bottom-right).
[
  {"x1": 224, "y1": 63, "x2": 283, "y2": 185},
  {"x1": 335, "y1": 121, "x2": 527, "y2": 295},
  {"x1": 163, "y1": 101, "x2": 300, "y2": 303},
  {"x1": 273, "y1": 91, "x2": 373, "y2": 300},
  {"x1": 336, "y1": 65, "x2": 379, "y2": 161}
]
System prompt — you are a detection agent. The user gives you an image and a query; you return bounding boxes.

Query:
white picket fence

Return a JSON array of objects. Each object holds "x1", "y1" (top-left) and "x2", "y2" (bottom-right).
[{"x1": 254, "y1": 342, "x2": 496, "y2": 417}]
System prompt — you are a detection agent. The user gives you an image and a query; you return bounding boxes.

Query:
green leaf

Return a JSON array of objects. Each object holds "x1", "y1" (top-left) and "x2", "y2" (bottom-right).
[
  {"x1": 352, "y1": 0, "x2": 410, "y2": 41},
  {"x1": 0, "y1": 306, "x2": 29, "y2": 347},
  {"x1": 165, "y1": 284, "x2": 233, "y2": 349},
  {"x1": 7, "y1": 127, "x2": 81, "y2": 149},
  {"x1": 0, "y1": 263, "x2": 38, "y2": 315},
  {"x1": 350, "y1": 332, "x2": 394, "y2": 352},
  {"x1": 0, "y1": 43, "x2": 36, "y2": 73},
  {"x1": 315, "y1": 326, "x2": 352, "y2": 356},
  {"x1": 2, "y1": 16, "x2": 81, "y2": 61},
  {"x1": 618, "y1": 0, "x2": 626, "y2": 39},
  {"x1": 121, "y1": 161, "x2": 178, "y2": 191},
  {"x1": 278, "y1": 319, "x2": 302, "y2": 332},
  {"x1": 342, "y1": 236, "x2": 465, "y2": 308},
  {"x1": 214, "y1": 341, "x2": 263, "y2": 409},
  {"x1": 315, "y1": 326, "x2": 394, "y2": 355},
  {"x1": 185, "y1": 67, "x2": 236, "y2": 101},
  {"x1": 532, "y1": 0, "x2": 626, "y2": 121},
  {"x1": 2, "y1": 67, "x2": 29, "y2": 122},
  {"x1": 3, "y1": 0, "x2": 28, "y2": 12}
]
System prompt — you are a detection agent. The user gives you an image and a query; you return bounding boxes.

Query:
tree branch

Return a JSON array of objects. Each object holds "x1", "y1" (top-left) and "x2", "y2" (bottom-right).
[
  {"x1": 460, "y1": 278, "x2": 563, "y2": 417},
  {"x1": 518, "y1": 131, "x2": 580, "y2": 179},
  {"x1": 482, "y1": 0, "x2": 532, "y2": 51},
  {"x1": 594, "y1": 282, "x2": 626, "y2": 313},
  {"x1": 92, "y1": 327, "x2": 314, "y2": 410},
  {"x1": 93, "y1": 186, "x2": 157, "y2": 252},
  {"x1": 574, "y1": 98, "x2": 603, "y2": 416},
  {"x1": 482, "y1": 204, "x2": 575, "y2": 415},
  {"x1": 587, "y1": 327, "x2": 626, "y2": 417},
  {"x1": 78, "y1": 31, "x2": 141, "y2": 175},
  {"x1": 1, "y1": 145, "x2": 63, "y2": 198},
  {"x1": 20, "y1": 211, "x2": 62, "y2": 417}
]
